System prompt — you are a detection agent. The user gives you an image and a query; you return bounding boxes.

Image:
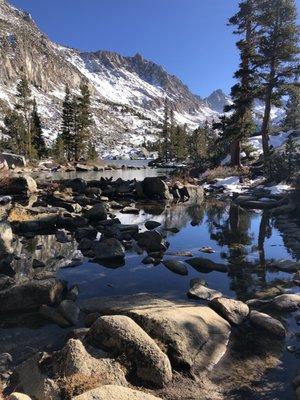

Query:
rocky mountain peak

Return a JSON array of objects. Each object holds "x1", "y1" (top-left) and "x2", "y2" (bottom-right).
[{"x1": 204, "y1": 89, "x2": 231, "y2": 113}]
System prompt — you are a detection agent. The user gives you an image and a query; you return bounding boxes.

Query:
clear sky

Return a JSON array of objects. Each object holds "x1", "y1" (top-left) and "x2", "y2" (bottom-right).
[{"x1": 8, "y1": 0, "x2": 300, "y2": 97}]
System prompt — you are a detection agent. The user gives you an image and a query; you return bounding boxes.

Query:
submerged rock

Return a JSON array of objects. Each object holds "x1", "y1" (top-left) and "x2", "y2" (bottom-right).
[
  {"x1": 186, "y1": 257, "x2": 228, "y2": 273},
  {"x1": 89, "y1": 315, "x2": 172, "y2": 388},
  {"x1": 162, "y1": 259, "x2": 188, "y2": 275}
]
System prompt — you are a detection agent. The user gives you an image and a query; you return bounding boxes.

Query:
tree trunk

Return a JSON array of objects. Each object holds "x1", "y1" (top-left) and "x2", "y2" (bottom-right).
[
  {"x1": 260, "y1": 88, "x2": 272, "y2": 159},
  {"x1": 230, "y1": 140, "x2": 241, "y2": 167},
  {"x1": 261, "y1": 61, "x2": 276, "y2": 160}
]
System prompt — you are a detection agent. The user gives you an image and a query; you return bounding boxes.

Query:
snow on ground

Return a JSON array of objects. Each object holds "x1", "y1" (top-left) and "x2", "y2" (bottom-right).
[
  {"x1": 249, "y1": 131, "x2": 291, "y2": 155},
  {"x1": 267, "y1": 183, "x2": 292, "y2": 195},
  {"x1": 213, "y1": 176, "x2": 244, "y2": 193}
]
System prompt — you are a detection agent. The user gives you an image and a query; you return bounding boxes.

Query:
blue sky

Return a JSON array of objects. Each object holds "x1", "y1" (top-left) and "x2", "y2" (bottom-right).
[{"x1": 9, "y1": 0, "x2": 300, "y2": 97}]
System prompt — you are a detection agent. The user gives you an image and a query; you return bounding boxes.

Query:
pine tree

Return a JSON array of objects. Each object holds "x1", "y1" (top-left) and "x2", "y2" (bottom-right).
[
  {"x1": 256, "y1": 0, "x2": 300, "y2": 158},
  {"x1": 190, "y1": 125, "x2": 210, "y2": 162},
  {"x1": 171, "y1": 125, "x2": 188, "y2": 161},
  {"x1": 284, "y1": 83, "x2": 300, "y2": 130},
  {"x1": 52, "y1": 136, "x2": 66, "y2": 163},
  {"x1": 61, "y1": 84, "x2": 75, "y2": 161},
  {"x1": 30, "y1": 99, "x2": 47, "y2": 159},
  {"x1": 74, "y1": 81, "x2": 93, "y2": 161},
  {"x1": 87, "y1": 141, "x2": 98, "y2": 161},
  {"x1": 222, "y1": 0, "x2": 258, "y2": 166},
  {"x1": 15, "y1": 76, "x2": 33, "y2": 158},
  {"x1": 1, "y1": 110, "x2": 27, "y2": 155}
]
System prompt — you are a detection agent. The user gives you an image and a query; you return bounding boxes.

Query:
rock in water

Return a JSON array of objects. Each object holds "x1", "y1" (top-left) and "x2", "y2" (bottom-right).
[
  {"x1": 141, "y1": 177, "x2": 171, "y2": 200},
  {"x1": 137, "y1": 230, "x2": 166, "y2": 253},
  {"x1": 188, "y1": 278, "x2": 222, "y2": 300},
  {"x1": 145, "y1": 220, "x2": 161, "y2": 230},
  {"x1": 210, "y1": 297, "x2": 249, "y2": 325},
  {"x1": 92, "y1": 238, "x2": 125, "y2": 260},
  {"x1": 271, "y1": 293, "x2": 300, "y2": 311},
  {"x1": 186, "y1": 257, "x2": 228, "y2": 273},
  {"x1": 88, "y1": 315, "x2": 172, "y2": 388},
  {"x1": 162, "y1": 259, "x2": 188, "y2": 275},
  {"x1": 249, "y1": 310, "x2": 286, "y2": 338},
  {"x1": 73, "y1": 386, "x2": 163, "y2": 400}
]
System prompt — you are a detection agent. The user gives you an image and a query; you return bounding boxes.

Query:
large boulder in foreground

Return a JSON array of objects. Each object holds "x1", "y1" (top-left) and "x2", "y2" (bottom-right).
[
  {"x1": 82, "y1": 294, "x2": 231, "y2": 375},
  {"x1": 89, "y1": 315, "x2": 172, "y2": 388},
  {"x1": 127, "y1": 304, "x2": 230, "y2": 374},
  {"x1": 0, "y1": 279, "x2": 64, "y2": 313},
  {"x1": 73, "y1": 385, "x2": 162, "y2": 400},
  {"x1": 0, "y1": 176, "x2": 37, "y2": 195}
]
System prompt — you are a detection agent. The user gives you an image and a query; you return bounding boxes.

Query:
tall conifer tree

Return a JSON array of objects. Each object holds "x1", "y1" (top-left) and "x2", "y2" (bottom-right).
[
  {"x1": 222, "y1": 0, "x2": 257, "y2": 166},
  {"x1": 30, "y1": 99, "x2": 47, "y2": 159},
  {"x1": 256, "y1": 0, "x2": 300, "y2": 158}
]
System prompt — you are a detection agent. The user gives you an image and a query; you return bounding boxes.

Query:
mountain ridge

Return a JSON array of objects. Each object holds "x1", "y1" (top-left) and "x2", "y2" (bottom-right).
[{"x1": 0, "y1": 0, "x2": 283, "y2": 158}]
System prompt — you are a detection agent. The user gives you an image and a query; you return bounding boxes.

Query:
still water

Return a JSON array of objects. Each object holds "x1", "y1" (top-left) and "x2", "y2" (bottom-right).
[{"x1": 1, "y1": 198, "x2": 300, "y2": 399}]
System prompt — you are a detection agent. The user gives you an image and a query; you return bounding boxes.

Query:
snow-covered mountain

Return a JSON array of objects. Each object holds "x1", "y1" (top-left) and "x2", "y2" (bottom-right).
[
  {"x1": 0, "y1": 0, "x2": 285, "y2": 158},
  {"x1": 0, "y1": 0, "x2": 221, "y2": 157},
  {"x1": 204, "y1": 89, "x2": 232, "y2": 114}
]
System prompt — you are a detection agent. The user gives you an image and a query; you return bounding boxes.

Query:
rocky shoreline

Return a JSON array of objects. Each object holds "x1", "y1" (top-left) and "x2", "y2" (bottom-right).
[{"x1": 0, "y1": 172, "x2": 299, "y2": 399}]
